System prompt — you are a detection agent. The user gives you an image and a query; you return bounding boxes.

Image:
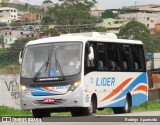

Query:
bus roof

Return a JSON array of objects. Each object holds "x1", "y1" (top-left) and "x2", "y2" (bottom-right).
[{"x1": 26, "y1": 32, "x2": 143, "y2": 46}]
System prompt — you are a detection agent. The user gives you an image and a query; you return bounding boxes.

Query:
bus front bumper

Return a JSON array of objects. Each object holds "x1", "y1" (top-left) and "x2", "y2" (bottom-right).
[{"x1": 20, "y1": 87, "x2": 84, "y2": 110}]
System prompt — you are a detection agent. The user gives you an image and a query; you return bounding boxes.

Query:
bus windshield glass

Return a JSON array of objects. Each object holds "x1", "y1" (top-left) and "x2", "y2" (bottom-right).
[{"x1": 21, "y1": 42, "x2": 82, "y2": 78}]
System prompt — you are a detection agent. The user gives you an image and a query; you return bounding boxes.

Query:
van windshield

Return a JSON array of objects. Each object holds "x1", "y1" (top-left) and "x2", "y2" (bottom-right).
[{"x1": 21, "y1": 42, "x2": 82, "y2": 78}]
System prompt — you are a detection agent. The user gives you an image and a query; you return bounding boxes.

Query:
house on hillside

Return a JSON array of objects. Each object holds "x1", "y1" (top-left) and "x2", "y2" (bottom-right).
[
  {"x1": 97, "y1": 18, "x2": 128, "y2": 34},
  {"x1": 128, "y1": 4, "x2": 160, "y2": 12},
  {"x1": 0, "y1": 7, "x2": 18, "y2": 24},
  {"x1": 0, "y1": 30, "x2": 36, "y2": 48},
  {"x1": 119, "y1": 12, "x2": 160, "y2": 35},
  {"x1": 91, "y1": 4, "x2": 105, "y2": 17},
  {"x1": 21, "y1": 13, "x2": 42, "y2": 23}
]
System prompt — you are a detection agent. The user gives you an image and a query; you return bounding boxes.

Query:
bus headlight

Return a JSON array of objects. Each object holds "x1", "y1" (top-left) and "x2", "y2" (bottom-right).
[
  {"x1": 67, "y1": 80, "x2": 81, "y2": 92},
  {"x1": 20, "y1": 84, "x2": 30, "y2": 95}
]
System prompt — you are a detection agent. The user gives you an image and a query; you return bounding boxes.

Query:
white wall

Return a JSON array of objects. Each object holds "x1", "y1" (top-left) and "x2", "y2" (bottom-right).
[
  {"x1": 0, "y1": 74, "x2": 20, "y2": 109},
  {"x1": 119, "y1": 13, "x2": 160, "y2": 29}
]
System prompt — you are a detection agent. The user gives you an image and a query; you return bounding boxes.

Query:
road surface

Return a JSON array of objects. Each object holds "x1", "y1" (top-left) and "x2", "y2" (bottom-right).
[
  {"x1": 42, "y1": 111, "x2": 160, "y2": 122},
  {"x1": 1, "y1": 111, "x2": 160, "y2": 125}
]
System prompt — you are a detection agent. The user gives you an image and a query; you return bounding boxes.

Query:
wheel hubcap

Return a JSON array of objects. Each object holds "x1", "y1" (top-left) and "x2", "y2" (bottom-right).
[{"x1": 125, "y1": 99, "x2": 129, "y2": 111}]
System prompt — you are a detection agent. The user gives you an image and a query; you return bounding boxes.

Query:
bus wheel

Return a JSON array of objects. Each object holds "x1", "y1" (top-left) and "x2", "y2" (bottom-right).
[
  {"x1": 113, "y1": 95, "x2": 131, "y2": 114},
  {"x1": 83, "y1": 96, "x2": 97, "y2": 116},
  {"x1": 71, "y1": 108, "x2": 84, "y2": 117},
  {"x1": 32, "y1": 109, "x2": 51, "y2": 118},
  {"x1": 123, "y1": 95, "x2": 131, "y2": 113}
]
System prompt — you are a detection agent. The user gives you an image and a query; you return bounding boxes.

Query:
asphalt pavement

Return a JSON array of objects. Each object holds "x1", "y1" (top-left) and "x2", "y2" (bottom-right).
[{"x1": 1, "y1": 111, "x2": 160, "y2": 125}]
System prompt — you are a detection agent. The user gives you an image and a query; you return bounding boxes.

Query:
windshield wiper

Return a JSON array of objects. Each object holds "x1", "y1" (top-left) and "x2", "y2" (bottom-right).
[
  {"x1": 33, "y1": 54, "x2": 50, "y2": 82},
  {"x1": 56, "y1": 58, "x2": 65, "y2": 80},
  {"x1": 55, "y1": 52, "x2": 65, "y2": 80}
]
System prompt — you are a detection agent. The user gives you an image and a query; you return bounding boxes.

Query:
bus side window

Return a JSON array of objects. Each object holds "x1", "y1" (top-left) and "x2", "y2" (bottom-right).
[
  {"x1": 97, "y1": 43, "x2": 107, "y2": 71},
  {"x1": 106, "y1": 43, "x2": 121, "y2": 71},
  {"x1": 84, "y1": 42, "x2": 95, "y2": 74},
  {"x1": 131, "y1": 45, "x2": 145, "y2": 71},
  {"x1": 120, "y1": 45, "x2": 133, "y2": 71}
]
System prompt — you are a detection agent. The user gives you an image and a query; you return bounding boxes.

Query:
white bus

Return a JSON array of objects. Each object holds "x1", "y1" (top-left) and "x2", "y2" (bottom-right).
[{"x1": 19, "y1": 32, "x2": 148, "y2": 117}]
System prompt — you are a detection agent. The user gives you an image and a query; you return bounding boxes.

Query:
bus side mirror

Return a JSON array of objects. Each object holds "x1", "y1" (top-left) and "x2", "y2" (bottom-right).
[
  {"x1": 19, "y1": 51, "x2": 22, "y2": 64},
  {"x1": 88, "y1": 46, "x2": 94, "y2": 60}
]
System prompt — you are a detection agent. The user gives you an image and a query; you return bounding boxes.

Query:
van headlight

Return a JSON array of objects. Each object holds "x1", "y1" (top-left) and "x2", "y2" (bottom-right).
[
  {"x1": 67, "y1": 80, "x2": 81, "y2": 92},
  {"x1": 20, "y1": 84, "x2": 30, "y2": 95}
]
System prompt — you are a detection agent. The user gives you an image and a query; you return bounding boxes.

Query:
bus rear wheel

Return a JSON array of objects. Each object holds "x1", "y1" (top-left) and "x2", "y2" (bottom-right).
[
  {"x1": 32, "y1": 109, "x2": 51, "y2": 118},
  {"x1": 113, "y1": 95, "x2": 131, "y2": 114}
]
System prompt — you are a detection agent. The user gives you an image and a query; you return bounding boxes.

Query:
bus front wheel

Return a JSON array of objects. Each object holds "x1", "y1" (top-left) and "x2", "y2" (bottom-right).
[
  {"x1": 71, "y1": 96, "x2": 97, "y2": 117},
  {"x1": 83, "y1": 95, "x2": 97, "y2": 116}
]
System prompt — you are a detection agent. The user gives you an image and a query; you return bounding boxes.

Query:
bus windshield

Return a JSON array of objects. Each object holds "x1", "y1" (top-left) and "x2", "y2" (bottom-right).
[{"x1": 21, "y1": 42, "x2": 82, "y2": 79}]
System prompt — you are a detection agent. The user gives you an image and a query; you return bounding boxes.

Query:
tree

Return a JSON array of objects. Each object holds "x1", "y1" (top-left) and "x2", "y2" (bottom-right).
[
  {"x1": 43, "y1": 0, "x2": 53, "y2": 4},
  {"x1": 10, "y1": 21, "x2": 22, "y2": 27},
  {"x1": 151, "y1": 36, "x2": 160, "y2": 52},
  {"x1": 102, "y1": 9, "x2": 118, "y2": 18},
  {"x1": 118, "y1": 21, "x2": 154, "y2": 53},
  {"x1": 118, "y1": 21, "x2": 149, "y2": 39},
  {"x1": 45, "y1": 28, "x2": 60, "y2": 36},
  {"x1": 0, "y1": 37, "x2": 4, "y2": 48},
  {"x1": 46, "y1": 0, "x2": 100, "y2": 33},
  {"x1": 119, "y1": 8, "x2": 133, "y2": 14},
  {"x1": 0, "y1": 22, "x2": 7, "y2": 27},
  {"x1": 94, "y1": 27, "x2": 107, "y2": 32},
  {"x1": 9, "y1": 38, "x2": 36, "y2": 62},
  {"x1": 41, "y1": 16, "x2": 54, "y2": 25}
]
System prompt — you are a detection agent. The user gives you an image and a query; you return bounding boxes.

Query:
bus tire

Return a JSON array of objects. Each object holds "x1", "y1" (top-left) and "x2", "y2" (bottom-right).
[
  {"x1": 113, "y1": 95, "x2": 131, "y2": 114},
  {"x1": 83, "y1": 95, "x2": 97, "y2": 116},
  {"x1": 71, "y1": 107, "x2": 93, "y2": 117},
  {"x1": 32, "y1": 109, "x2": 51, "y2": 118},
  {"x1": 71, "y1": 108, "x2": 84, "y2": 117},
  {"x1": 71, "y1": 96, "x2": 97, "y2": 117},
  {"x1": 124, "y1": 95, "x2": 131, "y2": 113}
]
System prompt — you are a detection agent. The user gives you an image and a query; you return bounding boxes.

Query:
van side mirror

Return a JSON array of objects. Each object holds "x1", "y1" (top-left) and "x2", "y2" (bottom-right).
[
  {"x1": 88, "y1": 46, "x2": 94, "y2": 60},
  {"x1": 19, "y1": 51, "x2": 22, "y2": 64}
]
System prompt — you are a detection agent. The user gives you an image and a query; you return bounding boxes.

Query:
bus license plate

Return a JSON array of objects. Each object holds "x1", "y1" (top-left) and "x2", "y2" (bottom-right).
[{"x1": 43, "y1": 98, "x2": 55, "y2": 103}]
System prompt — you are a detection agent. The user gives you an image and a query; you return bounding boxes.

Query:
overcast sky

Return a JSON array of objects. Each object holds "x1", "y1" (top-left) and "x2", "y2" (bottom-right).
[{"x1": 22, "y1": 0, "x2": 160, "y2": 9}]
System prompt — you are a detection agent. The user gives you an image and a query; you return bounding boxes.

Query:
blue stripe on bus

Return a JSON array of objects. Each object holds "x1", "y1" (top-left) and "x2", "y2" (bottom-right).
[
  {"x1": 29, "y1": 87, "x2": 57, "y2": 96},
  {"x1": 31, "y1": 91, "x2": 56, "y2": 96},
  {"x1": 132, "y1": 93, "x2": 147, "y2": 106}
]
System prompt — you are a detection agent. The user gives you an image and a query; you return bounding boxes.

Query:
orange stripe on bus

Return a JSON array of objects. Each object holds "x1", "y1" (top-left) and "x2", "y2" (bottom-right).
[
  {"x1": 42, "y1": 87, "x2": 62, "y2": 94},
  {"x1": 100, "y1": 78, "x2": 133, "y2": 102},
  {"x1": 134, "y1": 85, "x2": 148, "y2": 92}
]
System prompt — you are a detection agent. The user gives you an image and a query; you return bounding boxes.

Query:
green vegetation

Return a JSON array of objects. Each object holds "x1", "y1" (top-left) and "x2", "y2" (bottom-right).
[
  {"x1": 0, "y1": 100, "x2": 159, "y2": 116},
  {"x1": 151, "y1": 35, "x2": 160, "y2": 53},
  {"x1": 0, "y1": 106, "x2": 31, "y2": 116},
  {"x1": 0, "y1": 48, "x2": 15, "y2": 68},
  {"x1": 102, "y1": 9, "x2": 118, "y2": 18},
  {"x1": 118, "y1": 20, "x2": 154, "y2": 53},
  {"x1": 0, "y1": 22, "x2": 7, "y2": 27},
  {"x1": 132, "y1": 100, "x2": 160, "y2": 112},
  {"x1": 0, "y1": 38, "x2": 35, "y2": 69},
  {"x1": 43, "y1": 0, "x2": 101, "y2": 33}
]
